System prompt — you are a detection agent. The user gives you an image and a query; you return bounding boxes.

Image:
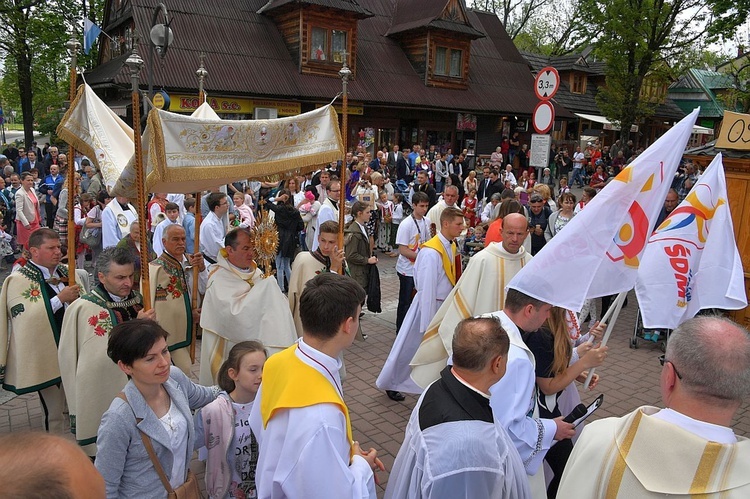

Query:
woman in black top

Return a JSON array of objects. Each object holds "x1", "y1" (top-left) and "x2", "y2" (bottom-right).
[{"x1": 267, "y1": 188, "x2": 304, "y2": 293}]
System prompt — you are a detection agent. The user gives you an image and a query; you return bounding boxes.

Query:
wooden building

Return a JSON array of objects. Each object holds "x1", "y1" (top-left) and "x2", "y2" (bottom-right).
[{"x1": 86, "y1": 0, "x2": 571, "y2": 158}]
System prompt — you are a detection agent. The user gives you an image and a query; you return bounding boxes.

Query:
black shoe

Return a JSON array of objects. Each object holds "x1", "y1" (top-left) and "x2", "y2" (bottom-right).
[{"x1": 386, "y1": 390, "x2": 405, "y2": 401}]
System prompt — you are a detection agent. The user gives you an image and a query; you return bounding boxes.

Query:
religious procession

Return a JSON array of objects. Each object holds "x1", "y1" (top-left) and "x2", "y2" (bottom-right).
[{"x1": 2, "y1": 1, "x2": 750, "y2": 498}]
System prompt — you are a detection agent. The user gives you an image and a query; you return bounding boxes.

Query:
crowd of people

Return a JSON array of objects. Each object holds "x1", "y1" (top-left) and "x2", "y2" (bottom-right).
[{"x1": 0, "y1": 137, "x2": 748, "y2": 499}]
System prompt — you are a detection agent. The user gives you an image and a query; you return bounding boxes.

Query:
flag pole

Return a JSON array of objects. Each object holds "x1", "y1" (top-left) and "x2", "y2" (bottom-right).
[
  {"x1": 124, "y1": 47, "x2": 151, "y2": 310},
  {"x1": 190, "y1": 54, "x2": 207, "y2": 363},
  {"x1": 65, "y1": 37, "x2": 81, "y2": 286},
  {"x1": 583, "y1": 290, "x2": 628, "y2": 389}
]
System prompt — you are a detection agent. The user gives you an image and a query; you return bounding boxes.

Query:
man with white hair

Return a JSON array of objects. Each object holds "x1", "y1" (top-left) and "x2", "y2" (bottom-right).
[{"x1": 559, "y1": 316, "x2": 750, "y2": 497}]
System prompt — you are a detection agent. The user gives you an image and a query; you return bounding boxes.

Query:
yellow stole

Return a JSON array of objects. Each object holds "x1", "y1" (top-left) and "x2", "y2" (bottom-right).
[
  {"x1": 421, "y1": 235, "x2": 457, "y2": 286},
  {"x1": 260, "y1": 344, "x2": 354, "y2": 459}
]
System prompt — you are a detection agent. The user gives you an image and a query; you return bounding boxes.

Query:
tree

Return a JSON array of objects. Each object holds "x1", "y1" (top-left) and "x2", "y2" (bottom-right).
[
  {"x1": 511, "y1": 1, "x2": 598, "y2": 56},
  {"x1": 580, "y1": 0, "x2": 745, "y2": 143},
  {"x1": 0, "y1": 0, "x2": 101, "y2": 148},
  {"x1": 471, "y1": 0, "x2": 553, "y2": 39}
]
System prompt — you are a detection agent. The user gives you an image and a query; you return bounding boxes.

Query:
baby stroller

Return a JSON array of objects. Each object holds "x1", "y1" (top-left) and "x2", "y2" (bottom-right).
[{"x1": 630, "y1": 308, "x2": 671, "y2": 352}]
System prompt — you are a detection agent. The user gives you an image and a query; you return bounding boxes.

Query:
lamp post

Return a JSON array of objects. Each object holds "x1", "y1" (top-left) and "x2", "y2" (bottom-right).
[
  {"x1": 190, "y1": 54, "x2": 208, "y2": 363},
  {"x1": 125, "y1": 47, "x2": 152, "y2": 309},
  {"x1": 337, "y1": 54, "x2": 352, "y2": 261},
  {"x1": 65, "y1": 37, "x2": 81, "y2": 286},
  {"x1": 147, "y1": 2, "x2": 173, "y2": 114}
]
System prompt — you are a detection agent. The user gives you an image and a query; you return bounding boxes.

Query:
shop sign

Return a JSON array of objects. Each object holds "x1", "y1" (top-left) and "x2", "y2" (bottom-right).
[
  {"x1": 170, "y1": 95, "x2": 301, "y2": 116},
  {"x1": 457, "y1": 113, "x2": 477, "y2": 131},
  {"x1": 318, "y1": 103, "x2": 364, "y2": 115},
  {"x1": 716, "y1": 111, "x2": 750, "y2": 150}
]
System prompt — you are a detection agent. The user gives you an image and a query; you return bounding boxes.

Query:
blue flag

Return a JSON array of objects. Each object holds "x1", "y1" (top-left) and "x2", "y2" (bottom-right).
[{"x1": 84, "y1": 18, "x2": 102, "y2": 55}]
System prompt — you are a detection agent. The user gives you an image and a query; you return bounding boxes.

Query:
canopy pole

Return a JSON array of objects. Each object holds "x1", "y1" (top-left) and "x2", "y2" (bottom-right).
[
  {"x1": 337, "y1": 55, "x2": 352, "y2": 273},
  {"x1": 583, "y1": 291, "x2": 628, "y2": 389},
  {"x1": 190, "y1": 56, "x2": 208, "y2": 363},
  {"x1": 125, "y1": 48, "x2": 150, "y2": 310},
  {"x1": 65, "y1": 38, "x2": 81, "y2": 286}
]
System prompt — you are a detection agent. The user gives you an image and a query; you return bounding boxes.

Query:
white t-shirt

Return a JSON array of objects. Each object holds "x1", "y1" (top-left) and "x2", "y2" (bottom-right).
[
  {"x1": 230, "y1": 401, "x2": 258, "y2": 498},
  {"x1": 573, "y1": 152, "x2": 585, "y2": 168},
  {"x1": 395, "y1": 215, "x2": 431, "y2": 277}
]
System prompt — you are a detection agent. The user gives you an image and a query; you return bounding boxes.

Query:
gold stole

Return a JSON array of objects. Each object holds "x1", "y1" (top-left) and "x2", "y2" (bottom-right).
[
  {"x1": 260, "y1": 344, "x2": 354, "y2": 460},
  {"x1": 421, "y1": 235, "x2": 457, "y2": 286}
]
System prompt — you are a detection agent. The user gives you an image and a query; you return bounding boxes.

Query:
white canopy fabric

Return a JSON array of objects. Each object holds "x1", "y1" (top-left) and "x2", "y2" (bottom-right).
[{"x1": 58, "y1": 84, "x2": 344, "y2": 197}]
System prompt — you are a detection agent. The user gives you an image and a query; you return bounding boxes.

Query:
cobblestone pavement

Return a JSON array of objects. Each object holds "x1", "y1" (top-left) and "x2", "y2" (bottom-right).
[{"x1": 1, "y1": 248, "x2": 749, "y2": 498}]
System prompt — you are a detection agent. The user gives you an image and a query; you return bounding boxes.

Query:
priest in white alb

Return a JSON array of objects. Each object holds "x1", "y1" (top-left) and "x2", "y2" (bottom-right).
[
  {"x1": 386, "y1": 317, "x2": 530, "y2": 499},
  {"x1": 559, "y1": 316, "x2": 750, "y2": 498},
  {"x1": 410, "y1": 213, "x2": 533, "y2": 388},
  {"x1": 199, "y1": 227, "x2": 296, "y2": 385}
]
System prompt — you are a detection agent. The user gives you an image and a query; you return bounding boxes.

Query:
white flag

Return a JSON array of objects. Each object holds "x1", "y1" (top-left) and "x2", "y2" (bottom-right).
[
  {"x1": 635, "y1": 153, "x2": 747, "y2": 328},
  {"x1": 507, "y1": 109, "x2": 699, "y2": 311}
]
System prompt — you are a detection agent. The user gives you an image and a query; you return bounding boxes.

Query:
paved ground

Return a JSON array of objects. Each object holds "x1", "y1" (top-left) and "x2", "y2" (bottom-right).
[{"x1": 1, "y1": 241, "x2": 749, "y2": 497}]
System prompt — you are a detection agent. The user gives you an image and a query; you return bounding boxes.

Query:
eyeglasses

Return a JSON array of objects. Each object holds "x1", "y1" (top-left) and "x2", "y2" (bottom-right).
[
  {"x1": 219, "y1": 202, "x2": 229, "y2": 206},
  {"x1": 658, "y1": 354, "x2": 683, "y2": 380}
]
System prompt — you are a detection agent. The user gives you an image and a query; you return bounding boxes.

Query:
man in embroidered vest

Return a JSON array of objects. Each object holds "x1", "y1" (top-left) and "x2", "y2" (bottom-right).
[
  {"x1": 0, "y1": 228, "x2": 88, "y2": 433},
  {"x1": 410, "y1": 213, "x2": 534, "y2": 389},
  {"x1": 149, "y1": 224, "x2": 208, "y2": 374},
  {"x1": 559, "y1": 316, "x2": 750, "y2": 498},
  {"x1": 376, "y1": 207, "x2": 465, "y2": 398},
  {"x1": 59, "y1": 246, "x2": 154, "y2": 456},
  {"x1": 249, "y1": 272, "x2": 383, "y2": 498},
  {"x1": 199, "y1": 228, "x2": 296, "y2": 385},
  {"x1": 288, "y1": 220, "x2": 346, "y2": 337},
  {"x1": 386, "y1": 317, "x2": 530, "y2": 499}
]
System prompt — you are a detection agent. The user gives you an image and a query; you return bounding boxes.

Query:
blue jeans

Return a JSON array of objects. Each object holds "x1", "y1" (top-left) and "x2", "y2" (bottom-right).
[
  {"x1": 571, "y1": 167, "x2": 584, "y2": 187},
  {"x1": 275, "y1": 254, "x2": 292, "y2": 292}
]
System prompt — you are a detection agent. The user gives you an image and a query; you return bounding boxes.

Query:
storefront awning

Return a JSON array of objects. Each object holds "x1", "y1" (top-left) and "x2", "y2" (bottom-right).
[
  {"x1": 574, "y1": 113, "x2": 638, "y2": 133},
  {"x1": 692, "y1": 125, "x2": 714, "y2": 135}
]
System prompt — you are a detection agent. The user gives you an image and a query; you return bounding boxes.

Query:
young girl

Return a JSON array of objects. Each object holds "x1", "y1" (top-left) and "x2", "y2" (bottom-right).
[
  {"x1": 375, "y1": 190, "x2": 394, "y2": 253},
  {"x1": 461, "y1": 188, "x2": 478, "y2": 227},
  {"x1": 196, "y1": 341, "x2": 267, "y2": 499}
]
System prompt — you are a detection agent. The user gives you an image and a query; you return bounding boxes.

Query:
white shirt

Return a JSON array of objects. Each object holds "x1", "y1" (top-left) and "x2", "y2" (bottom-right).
[
  {"x1": 29, "y1": 261, "x2": 65, "y2": 313},
  {"x1": 249, "y1": 339, "x2": 375, "y2": 499},
  {"x1": 395, "y1": 215, "x2": 431, "y2": 277},
  {"x1": 159, "y1": 401, "x2": 189, "y2": 489},
  {"x1": 200, "y1": 211, "x2": 226, "y2": 261},
  {"x1": 573, "y1": 152, "x2": 585, "y2": 168},
  {"x1": 311, "y1": 199, "x2": 338, "y2": 251},
  {"x1": 653, "y1": 408, "x2": 736, "y2": 444}
]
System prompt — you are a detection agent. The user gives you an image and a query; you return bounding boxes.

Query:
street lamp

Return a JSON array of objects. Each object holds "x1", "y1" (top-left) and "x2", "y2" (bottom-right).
[
  {"x1": 147, "y1": 3, "x2": 174, "y2": 112},
  {"x1": 337, "y1": 53, "x2": 352, "y2": 259}
]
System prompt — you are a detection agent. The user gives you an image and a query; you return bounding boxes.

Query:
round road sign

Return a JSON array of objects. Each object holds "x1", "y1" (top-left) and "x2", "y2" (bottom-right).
[
  {"x1": 532, "y1": 101, "x2": 555, "y2": 134},
  {"x1": 534, "y1": 66, "x2": 560, "y2": 100}
]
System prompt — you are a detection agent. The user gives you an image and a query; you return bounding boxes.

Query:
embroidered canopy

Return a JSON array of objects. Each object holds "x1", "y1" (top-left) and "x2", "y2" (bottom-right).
[{"x1": 57, "y1": 84, "x2": 344, "y2": 197}]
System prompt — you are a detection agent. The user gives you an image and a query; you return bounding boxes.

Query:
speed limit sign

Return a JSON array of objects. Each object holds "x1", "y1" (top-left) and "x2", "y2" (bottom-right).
[{"x1": 534, "y1": 67, "x2": 560, "y2": 100}]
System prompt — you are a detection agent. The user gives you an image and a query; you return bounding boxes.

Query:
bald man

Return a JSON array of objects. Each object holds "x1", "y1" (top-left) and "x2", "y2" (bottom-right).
[
  {"x1": 410, "y1": 213, "x2": 534, "y2": 390},
  {"x1": 560, "y1": 316, "x2": 750, "y2": 497},
  {"x1": 0, "y1": 432, "x2": 105, "y2": 498}
]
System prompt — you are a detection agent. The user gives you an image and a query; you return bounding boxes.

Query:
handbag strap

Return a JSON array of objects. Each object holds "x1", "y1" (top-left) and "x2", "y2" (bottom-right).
[{"x1": 116, "y1": 393, "x2": 176, "y2": 494}]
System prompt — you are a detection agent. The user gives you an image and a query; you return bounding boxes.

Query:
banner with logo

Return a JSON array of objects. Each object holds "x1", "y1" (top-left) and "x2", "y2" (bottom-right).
[
  {"x1": 635, "y1": 153, "x2": 747, "y2": 328},
  {"x1": 507, "y1": 108, "x2": 699, "y2": 312}
]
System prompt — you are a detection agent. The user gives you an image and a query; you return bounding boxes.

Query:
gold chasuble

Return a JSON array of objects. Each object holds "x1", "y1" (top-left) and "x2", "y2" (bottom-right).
[
  {"x1": 261, "y1": 344, "x2": 354, "y2": 459},
  {"x1": 420, "y1": 235, "x2": 457, "y2": 286},
  {"x1": 0, "y1": 263, "x2": 88, "y2": 394},
  {"x1": 558, "y1": 406, "x2": 750, "y2": 498}
]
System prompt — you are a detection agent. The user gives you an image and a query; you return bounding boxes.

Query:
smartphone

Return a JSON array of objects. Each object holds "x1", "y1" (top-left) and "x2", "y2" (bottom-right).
[{"x1": 569, "y1": 394, "x2": 604, "y2": 428}]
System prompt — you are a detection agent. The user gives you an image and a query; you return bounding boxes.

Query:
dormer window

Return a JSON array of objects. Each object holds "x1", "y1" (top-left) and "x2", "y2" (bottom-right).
[
  {"x1": 310, "y1": 27, "x2": 348, "y2": 64},
  {"x1": 435, "y1": 47, "x2": 463, "y2": 78},
  {"x1": 572, "y1": 73, "x2": 587, "y2": 94}
]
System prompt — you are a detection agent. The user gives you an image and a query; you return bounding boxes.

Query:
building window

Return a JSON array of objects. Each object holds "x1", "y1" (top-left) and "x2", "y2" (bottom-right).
[
  {"x1": 435, "y1": 46, "x2": 463, "y2": 78},
  {"x1": 310, "y1": 27, "x2": 348, "y2": 63},
  {"x1": 572, "y1": 73, "x2": 586, "y2": 94}
]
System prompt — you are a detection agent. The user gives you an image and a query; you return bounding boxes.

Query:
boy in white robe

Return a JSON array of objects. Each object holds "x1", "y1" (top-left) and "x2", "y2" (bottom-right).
[
  {"x1": 249, "y1": 272, "x2": 383, "y2": 499},
  {"x1": 559, "y1": 316, "x2": 750, "y2": 498},
  {"x1": 386, "y1": 317, "x2": 530, "y2": 499},
  {"x1": 376, "y1": 207, "x2": 466, "y2": 396}
]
